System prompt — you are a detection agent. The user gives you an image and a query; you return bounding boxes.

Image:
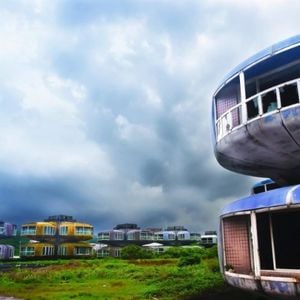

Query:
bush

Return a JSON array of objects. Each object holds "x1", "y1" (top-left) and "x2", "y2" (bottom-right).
[
  {"x1": 178, "y1": 252, "x2": 201, "y2": 267},
  {"x1": 202, "y1": 245, "x2": 218, "y2": 259},
  {"x1": 162, "y1": 247, "x2": 189, "y2": 258},
  {"x1": 206, "y1": 258, "x2": 220, "y2": 272},
  {"x1": 121, "y1": 245, "x2": 153, "y2": 259},
  {"x1": 163, "y1": 246, "x2": 204, "y2": 259}
]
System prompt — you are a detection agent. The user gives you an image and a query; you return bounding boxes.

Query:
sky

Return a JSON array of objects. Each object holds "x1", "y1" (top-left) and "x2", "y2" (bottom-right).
[{"x1": 1, "y1": 0, "x2": 300, "y2": 233}]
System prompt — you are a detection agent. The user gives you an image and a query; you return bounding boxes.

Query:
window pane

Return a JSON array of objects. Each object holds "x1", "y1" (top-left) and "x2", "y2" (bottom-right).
[
  {"x1": 272, "y1": 211, "x2": 300, "y2": 269},
  {"x1": 280, "y1": 83, "x2": 299, "y2": 107},
  {"x1": 215, "y1": 76, "x2": 241, "y2": 119},
  {"x1": 247, "y1": 97, "x2": 259, "y2": 120},
  {"x1": 262, "y1": 90, "x2": 277, "y2": 113},
  {"x1": 256, "y1": 213, "x2": 273, "y2": 270}
]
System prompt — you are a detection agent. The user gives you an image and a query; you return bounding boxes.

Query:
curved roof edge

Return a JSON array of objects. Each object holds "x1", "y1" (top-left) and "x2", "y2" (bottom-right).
[
  {"x1": 219, "y1": 34, "x2": 300, "y2": 88},
  {"x1": 252, "y1": 179, "x2": 274, "y2": 189},
  {"x1": 221, "y1": 184, "x2": 300, "y2": 216}
]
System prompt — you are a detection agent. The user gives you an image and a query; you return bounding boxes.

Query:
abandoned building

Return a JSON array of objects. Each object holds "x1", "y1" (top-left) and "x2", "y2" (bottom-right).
[
  {"x1": 213, "y1": 34, "x2": 300, "y2": 297},
  {"x1": 20, "y1": 215, "x2": 93, "y2": 258}
]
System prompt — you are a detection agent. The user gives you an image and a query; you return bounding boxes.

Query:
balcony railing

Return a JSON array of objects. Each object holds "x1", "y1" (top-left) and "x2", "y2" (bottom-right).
[
  {"x1": 20, "y1": 249, "x2": 35, "y2": 256},
  {"x1": 215, "y1": 78, "x2": 300, "y2": 141},
  {"x1": 21, "y1": 229, "x2": 37, "y2": 235}
]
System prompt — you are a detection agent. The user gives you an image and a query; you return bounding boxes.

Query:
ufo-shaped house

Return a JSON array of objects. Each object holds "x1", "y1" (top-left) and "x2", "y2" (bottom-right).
[
  {"x1": 213, "y1": 35, "x2": 300, "y2": 185},
  {"x1": 213, "y1": 35, "x2": 300, "y2": 297}
]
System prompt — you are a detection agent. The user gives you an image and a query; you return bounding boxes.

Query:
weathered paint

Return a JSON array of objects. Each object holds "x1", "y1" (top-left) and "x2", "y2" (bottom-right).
[
  {"x1": 222, "y1": 185, "x2": 293, "y2": 215},
  {"x1": 215, "y1": 107, "x2": 300, "y2": 184},
  {"x1": 225, "y1": 274, "x2": 259, "y2": 291},
  {"x1": 225, "y1": 273, "x2": 300, "y2": 297},
  {"x1": 261, "y1": 279, "x2": 296, "y2": 296}
]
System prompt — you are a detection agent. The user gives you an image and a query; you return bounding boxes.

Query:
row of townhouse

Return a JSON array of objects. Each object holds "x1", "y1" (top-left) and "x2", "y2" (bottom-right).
[
  {"x1": 98, "y1": 230, "x2": 199, "y2": 241},
  {"x1": 0, "y1": 218, "x2": 217, "y2": 260},
  {"x1": 97, "y1": 224, "x2": 217, "y2": 246}
]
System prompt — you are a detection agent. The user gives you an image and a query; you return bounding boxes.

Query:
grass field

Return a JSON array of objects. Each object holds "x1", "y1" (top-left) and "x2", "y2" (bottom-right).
[{"x1": 0, "y1": 254, "x2": 224, "y2": 300}]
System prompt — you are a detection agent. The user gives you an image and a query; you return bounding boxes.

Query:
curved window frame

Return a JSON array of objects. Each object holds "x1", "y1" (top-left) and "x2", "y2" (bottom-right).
[{"x1": 215, "y1": 77, "x2": 300, "y2": 142}]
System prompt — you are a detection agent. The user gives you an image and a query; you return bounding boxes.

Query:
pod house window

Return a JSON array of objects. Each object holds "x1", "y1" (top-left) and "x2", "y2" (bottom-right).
[
  {"x1": 215, "y1": 76, "x2": 241, "y2": 137},
  {"x1": 42, "y1": 246, "x2": 54, "y2": 256},
  {"x1": 257, "y1": 210, "x2": 300, "y2": 270},
  {"x1": 43, "y1": 226, "x2": 56, "y2": 235},
  {"x1": 75, "y1": 226, "x2": 92, "y2": 235},
  {"x1": 280, "y1": 82, "x2": 299, "y2": 107},
  {"x1": 59, "y1": 226, "x2": 68, "y2": 235},
  {"x1": 75, "y1": 247, "x2": 90, "y2": 255},
  {"x1": 215, "y1": 76, "x2": 241, "y2": 120},
  {"x1": 222, "y1": 215, "x2": 251, "y2": 274}
]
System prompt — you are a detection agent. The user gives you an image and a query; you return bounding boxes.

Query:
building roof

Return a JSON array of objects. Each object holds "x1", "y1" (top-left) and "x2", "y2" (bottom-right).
[
  {"x1": 142, "y1": 242, "x2": 163, "y2": 247},
  {"x1": 218, "y1": 34, "x2": 300, "y2": 89},
  {"x1": 222, "y1": 185, "x2": 300, "y2": 215}
]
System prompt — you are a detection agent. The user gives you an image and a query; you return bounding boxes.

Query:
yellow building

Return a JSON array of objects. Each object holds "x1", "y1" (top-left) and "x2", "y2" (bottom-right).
[{"x1": 20, "y1": 215, "x2": 93, "y2": 258}]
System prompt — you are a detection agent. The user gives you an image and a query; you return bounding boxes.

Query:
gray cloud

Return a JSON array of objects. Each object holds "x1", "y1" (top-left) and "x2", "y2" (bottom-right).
[{"x1": 0, "y1": 0, "x2": 300, "y2": 233}]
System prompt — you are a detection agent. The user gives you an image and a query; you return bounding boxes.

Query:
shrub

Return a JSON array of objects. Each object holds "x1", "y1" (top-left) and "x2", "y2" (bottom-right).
[
  {"x1": 178, "y1": 253, "x2": 201, "y2": 267},
  {"x1": 201, "y1": 245, "x2": 218, "y2": 259},
  {"x1": 206, "y1": 258, "x2": 220, "y2": 272},
  {"x1": 162, "y1": 247, "x2": 189, "y2": 258},
  {"x1": 121, "y1": 245, "x2": 153, "y2": 259}
]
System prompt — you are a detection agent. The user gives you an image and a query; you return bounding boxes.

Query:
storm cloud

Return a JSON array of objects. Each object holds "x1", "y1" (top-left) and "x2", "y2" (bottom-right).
[{"x1": 1, "y1": 0, "x2": 300, "y2": 233}]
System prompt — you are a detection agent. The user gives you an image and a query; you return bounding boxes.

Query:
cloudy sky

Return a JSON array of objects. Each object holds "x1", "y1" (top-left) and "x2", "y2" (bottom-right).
[{"x1": 1, "y1": 0, "x2": 300, "y2": 233}]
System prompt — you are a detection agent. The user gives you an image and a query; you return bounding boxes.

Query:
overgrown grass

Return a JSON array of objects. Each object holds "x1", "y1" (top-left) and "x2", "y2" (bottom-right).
[{"x1": 0, "y1": 248, "x2": 224, "y2": 299}]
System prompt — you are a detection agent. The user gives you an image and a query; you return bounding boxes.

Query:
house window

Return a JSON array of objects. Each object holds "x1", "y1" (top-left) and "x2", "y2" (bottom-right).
[
  {"x1": 21, "y1": 247, "x2": 35, "y2": 256},
  {"x1": 114, "y1": 248, "x2": 121, "y2": 257},
  {"x1": 257, "y1": 210, "x2": 300, "y2": 270},
  {"x1": 42, "y1": 246, "x2": 54, "y2": 256},
  {"x1": 140, "y1": 231, "x2": 153, "y2": 240},
  {"x1": 59, "y1": 226, "x2": 68, "y2": 235},
  {"x1": 113, "y1": 232, "x2": 124, "y2": 240},
  {"x1": 215, "y1": 76, "x2": 241, "y2": 119},
  {"x1": 21, "y1": 226, "x2": 36, "y2": 235},
  {"x1": 97, "y1": 249, "x2": 109, "y2": 257},
  {"x1": 58, "y1": 246, "x2": 67, "y2": 256},
  {"x1": 280, "y1": 82, "x2": 299, "y2": 107},
  {"x1": 168, "y1": 234, "x2": 175, "y2": 240},
  {"x1": 262, "y1": 90, "x2": 277, "y2": 113},
  {"x1": 43, "y1": 226, "x2": 56, "y2": 235},
  {"x1": 75, "y1": 226, "x2": 92, "y2": 235},
  {"x1": 223, "y1": 215, "x2": 252, "y2": 274},
  {"x1": 75, "y1": 247, "x2": 91, "y2": 255},
  {"x1": 154, "y1": 234, "x2": 163, "y2": 240},
  {"x1": 177, "y1": 234, "x2": 185, "y2": 240},
  {"x1": 98, "y1": 232, "x2": 110, "y2": 240}
]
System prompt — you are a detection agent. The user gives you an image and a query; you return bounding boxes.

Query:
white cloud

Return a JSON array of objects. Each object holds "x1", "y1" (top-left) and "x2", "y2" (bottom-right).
[
  {"x1": 115, "y1": 115, "x2": 157, "y2": 143},
  {"x1": 130, "y1": 181, "x2": 163, "y2": 199},
  {"x1": 143, "y1": 86, "x2": 162, "y2": 109},
  {"x1": 0, "y1": 0, "x2": 299, "y2": 232}
]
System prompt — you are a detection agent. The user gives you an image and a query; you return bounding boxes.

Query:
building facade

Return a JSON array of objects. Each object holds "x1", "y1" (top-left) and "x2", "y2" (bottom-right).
[
  {"x1": 20, "y1": 215, "x2": 93, "y2": 258},
  {"x1": 0, "y1": 221, "x2": 17, "y2": 237}
]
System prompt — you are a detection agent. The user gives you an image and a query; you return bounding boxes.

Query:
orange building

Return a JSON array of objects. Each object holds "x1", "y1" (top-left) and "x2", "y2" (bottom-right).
[{"x1": 20, "y1": 215, "x2": 93, "y2": 258}]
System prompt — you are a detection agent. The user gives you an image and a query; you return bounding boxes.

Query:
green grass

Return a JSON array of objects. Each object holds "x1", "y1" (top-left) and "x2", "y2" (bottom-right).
[{"x1": 0, "y1": 256, "x2": 224, "y2": 299}]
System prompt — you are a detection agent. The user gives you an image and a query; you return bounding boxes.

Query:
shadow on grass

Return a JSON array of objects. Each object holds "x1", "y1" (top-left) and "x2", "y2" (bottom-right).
[{"x1": 188, "y1": 284, "x2": 274, "y2": 300}]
